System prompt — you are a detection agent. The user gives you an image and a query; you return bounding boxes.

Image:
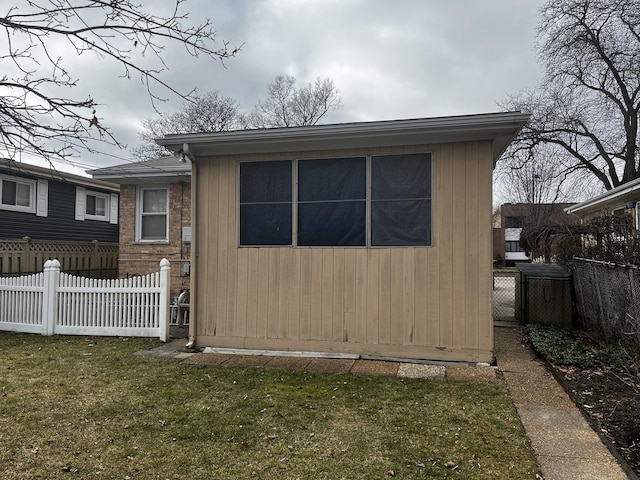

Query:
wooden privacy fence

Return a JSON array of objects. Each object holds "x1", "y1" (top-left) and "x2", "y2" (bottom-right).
[
  {"x1": 0, "y1": 238, "x2": 119, "y2": 278},
  {"x1": 0, "y1": 259, "x2": 170, "y2": 341}
]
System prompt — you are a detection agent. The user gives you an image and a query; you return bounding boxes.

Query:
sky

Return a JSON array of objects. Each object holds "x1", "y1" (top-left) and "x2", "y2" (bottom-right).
[{"x1": 11, "y1": 0, "x2": 546, "y2": 175}]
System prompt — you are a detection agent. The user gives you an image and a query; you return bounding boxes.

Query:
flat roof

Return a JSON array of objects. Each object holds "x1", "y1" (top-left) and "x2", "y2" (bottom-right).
[{"x1": 155, "y1": 111, "x2": 530, "y2": 163}]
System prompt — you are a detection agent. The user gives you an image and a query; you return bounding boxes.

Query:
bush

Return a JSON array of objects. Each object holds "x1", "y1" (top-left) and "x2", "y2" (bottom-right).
[{"x1": 526, "y1": 324, "x2": 627, "y2": 368}]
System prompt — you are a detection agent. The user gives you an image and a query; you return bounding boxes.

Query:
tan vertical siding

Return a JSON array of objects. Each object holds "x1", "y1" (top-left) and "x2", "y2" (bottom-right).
[
  {"x1": 452, "y1": 143, "x2": 468, "y2": 348},
  {"x1": 464, "y1": 142, "x2": 480, "y2": 349},
  {"x1": 194, "y1": 141, "x2": 495, "y2": 362},
  {"x1": 332, "y1": 249, "x2": 345, "y2": 342},
  {"x1": 437, "y1": 143, "x2": 454, "y2": 348},
  {"x1": 288, "y1": 249, "x2": 301, "y2": 339},
  {"x1": 402, "y1": 249, "x2": 415, "y2": 345},
  {"x1": 354, "y1": 248, "x2": 367, "y2": 343},
  {"x1": 477, "y1": 141, "x2": 494, "y2": 351},
  {"x1": 236, "y1": 247, "x2": 248, "y2": 338}
]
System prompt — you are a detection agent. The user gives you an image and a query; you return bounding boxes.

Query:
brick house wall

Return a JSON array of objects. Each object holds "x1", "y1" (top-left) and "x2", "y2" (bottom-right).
[{"x1": 118, "y1": 182, "x2": 191, "y2": 299}]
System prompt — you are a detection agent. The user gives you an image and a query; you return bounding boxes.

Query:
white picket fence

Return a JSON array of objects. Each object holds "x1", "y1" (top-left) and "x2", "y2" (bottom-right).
[{"x1": 0, "y1": 259, "x2": 170, "y2": 341}]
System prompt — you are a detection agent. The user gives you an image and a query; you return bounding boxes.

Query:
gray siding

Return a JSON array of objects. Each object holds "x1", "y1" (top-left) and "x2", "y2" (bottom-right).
[{"x1": 0, "y1": 170, "x2": 118, "y2": 242}]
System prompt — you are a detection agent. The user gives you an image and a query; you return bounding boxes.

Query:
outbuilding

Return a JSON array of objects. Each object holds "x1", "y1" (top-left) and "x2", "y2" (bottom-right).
[{"x1": 157, "y1": 112, "x2": 529, "y2": 362}]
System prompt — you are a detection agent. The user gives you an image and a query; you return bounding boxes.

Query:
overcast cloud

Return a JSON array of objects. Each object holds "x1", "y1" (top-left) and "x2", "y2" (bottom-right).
[{"x1": 26, "y1": 0, "x2": 544, "y2": 173}]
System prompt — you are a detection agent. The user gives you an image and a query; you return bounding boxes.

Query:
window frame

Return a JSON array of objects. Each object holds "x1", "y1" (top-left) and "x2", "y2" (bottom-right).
[
  {"x1": 136, "y1": 186, "x2": 169, "y2": 242},
  {"x1": 238, "y1": 153, "x2": 433, "y2": 248},
  {"x1": 84, "y1": 190, "x2": 110, "y2": 221},
  {"x1": 505, "y1": 216, "x2": 524, "y2": 228},
  {"x1": 297, "y1": 156, "x2": 367, "y2": 247},
  {"x1": 238, "y1": 160, "x2": 293, "y2": 247},
  {"x1": 0, "y1": 174, "x2": 36, "y2": 213},
  {"x1": 369, "y1": 153, "x2": 432, "y2": 247},
  {"x1": 505, "y1": 240, "x2": 525, "y2": 253}
]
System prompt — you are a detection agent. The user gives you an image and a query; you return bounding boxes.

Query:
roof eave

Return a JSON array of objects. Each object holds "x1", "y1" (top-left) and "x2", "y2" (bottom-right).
[
  {"x1": 0, "y1": 158, "x2": 119, "y2": 192},
  {"x1": 155, "y1": 112, "x2": 531, "y2": 162},
  {"x1": 565, "y1": 177, "x2": 640, "y2": 214},
  {"x1": 90, "y1": 170, "x2": 191, "y2": 185}
]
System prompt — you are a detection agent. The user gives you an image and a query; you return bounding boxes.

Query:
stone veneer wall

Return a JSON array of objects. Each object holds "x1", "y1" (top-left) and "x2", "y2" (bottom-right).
[{"x1": 118, "y1": 182, "x2": 191, "y2": 300}]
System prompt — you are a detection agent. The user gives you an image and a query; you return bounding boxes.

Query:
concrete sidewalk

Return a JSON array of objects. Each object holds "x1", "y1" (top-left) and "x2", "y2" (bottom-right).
[{"x1": 495, "y1": 326, "x2": 629, "y2": 480}]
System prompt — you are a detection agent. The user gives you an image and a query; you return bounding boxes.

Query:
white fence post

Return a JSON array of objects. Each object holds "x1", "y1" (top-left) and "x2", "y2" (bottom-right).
[
  {"x1": 159, "y1": 259, "x2": 170, "y2": 342},
  {"x1": 42, "y1": 259, "x2": 60, "y2": 336}
]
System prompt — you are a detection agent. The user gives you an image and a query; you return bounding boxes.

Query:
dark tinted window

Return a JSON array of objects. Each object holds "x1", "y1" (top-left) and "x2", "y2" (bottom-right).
[
  {"x1": 298, "y1": 157, "x2": 366, "y2": 246},
  {"x1": 371, "y1": 153, "x2": 431, "y2": 246},
  {"x1": 239, "y1": 161, "x2": 292, "y2": 245}
]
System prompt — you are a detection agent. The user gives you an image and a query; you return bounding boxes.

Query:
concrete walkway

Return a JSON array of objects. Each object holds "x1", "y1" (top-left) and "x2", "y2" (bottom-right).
[
  {"x1": 495, "y1": 326, "x2": 629, "y2": 480},
  {"x1": 135, "y1": 340, "x2": 498, "y2": 382}
]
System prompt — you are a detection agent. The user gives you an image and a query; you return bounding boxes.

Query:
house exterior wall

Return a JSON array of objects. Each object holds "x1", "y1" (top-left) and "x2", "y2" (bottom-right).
[
  {"x1": 191, "y1": 140, "x2": 495, "y2": 362},
  {"x1": 573, "y1": 201, "x2": 639, "y2": 226},
  {"x1": 0, "y1": 168, "x2": 118, "y2": 243},
  {"x1": 492, "y1": 203, "x2": 578, "y2": 267},
  {"x1": 118, "y1": 182, "x2": 191, "y2": 297}
]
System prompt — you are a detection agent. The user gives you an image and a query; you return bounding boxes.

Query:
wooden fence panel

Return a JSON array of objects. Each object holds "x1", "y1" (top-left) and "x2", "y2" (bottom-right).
[{"x1": 0, "y1": 238, "x2": 118, "y2": 278}]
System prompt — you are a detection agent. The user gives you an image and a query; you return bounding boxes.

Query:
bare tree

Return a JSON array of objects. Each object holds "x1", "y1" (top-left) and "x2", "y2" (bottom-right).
[
  {"x1": 494, "y1": 143, "x2": 600, "y2": 262},
  {"x1": 135, "y1": 75, "x2": 342, "y2": 160},
  {"x1": 0, "y1": 1, "x2": 240, "y2": 165},
  {"x1": 131, "y1": 91, "x2": 246, "y2": 160},
  {"x1": 505, "y1": 0, "x2": 640, "y2": 190},
  {"x1": 249, "y1": 75, "x2": 342, "y2": 128}
]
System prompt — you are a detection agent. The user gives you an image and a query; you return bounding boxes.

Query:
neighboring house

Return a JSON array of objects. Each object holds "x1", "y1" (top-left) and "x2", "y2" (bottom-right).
[
  {"x1": 564, "y1": 177, "x2": 640, "y2": 226},
  {"x1": 155, "y1": 112, "x2": 530, "y2": 363},
  {"x1": 492, "y1": 203, "x2": 578, "y2": 267},
  {"x1": 0, "y1": 159, "x2": 119, "y2": 242},
  {"x1": 0, "y1": 159, "x2": 119, "y2": 276},
  {"x1": 89, "y1": 157, "x2": 191, "y2": 297}
]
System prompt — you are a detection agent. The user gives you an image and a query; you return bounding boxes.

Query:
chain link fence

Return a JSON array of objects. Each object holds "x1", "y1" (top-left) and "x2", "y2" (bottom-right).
[
  {"x1": 573, "y1": 257, "x2": 640, "y2": 349},
  {"x1": 493, "y1": 270, "x2": 516, "y2": 322}
]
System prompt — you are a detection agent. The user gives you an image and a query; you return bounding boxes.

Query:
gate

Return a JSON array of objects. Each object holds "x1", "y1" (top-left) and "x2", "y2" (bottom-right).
[{"x1": 493, "y1": 270, "x2": 516, "y2": 323}]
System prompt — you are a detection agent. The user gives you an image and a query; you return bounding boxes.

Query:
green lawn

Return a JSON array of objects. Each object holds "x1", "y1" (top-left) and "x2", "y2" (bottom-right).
[{"x1": 0, "y1": 333, "x2": 539, "y2": 479}]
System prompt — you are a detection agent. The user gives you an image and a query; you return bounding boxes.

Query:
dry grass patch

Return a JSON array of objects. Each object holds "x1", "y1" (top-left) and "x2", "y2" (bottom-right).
[{"x1": 0, "y1": 333, "x2": 539, "y2": 479}]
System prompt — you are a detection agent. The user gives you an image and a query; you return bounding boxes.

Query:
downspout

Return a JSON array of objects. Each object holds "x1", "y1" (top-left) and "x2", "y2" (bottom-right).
[{"x1": 182, "y1": 143, "x2": 198, "y2": 349}]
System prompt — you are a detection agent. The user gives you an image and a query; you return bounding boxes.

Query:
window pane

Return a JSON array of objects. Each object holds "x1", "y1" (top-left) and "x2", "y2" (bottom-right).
[
  {"x1": 239, "y1": 161, "x2": 292, "y2": 246},
  {"x1": 240, "y1": 204, "x2": 292, "y2": 245},
  {"x1": 95, "y1": 196, "x2": 106, "y2": 216},
  {"x1": 372, "y1": 153, "x2": 431, "y2": 200},
  {"x1": 141, "y1": 215, "x2": 167, "y2": 240},
  {"x1": 371, "y1": 153, "x2": 431, "y2": 247},
  {"x1": 16, "y1": 183, "x2": 31, "y2": 207},
  {"x1": 143, "y1": 189, "x2": 167, "y2": 213},
  {"x1": 240, "y1": 161, "x2": 292, "y2": 203},
  {"x1": 297, "y1": 157, "x2": 366, "y2": 247},
  {"x1": 2, "y1": 180, "x2": 16, "y2": 205},
  {"x1": 298, "y1": 157, "x2": 366, "y2": 201},
  {"x1": 372, "y1": 200, "x2": 431, "y2": 246},
  {"x1": 86, "y1": 195, "x2": 96, "y2": 215},
  {"x1": 298, "y1": 201, "x2": 365, "y2": 246},
  {"x1": 505, "y1": 216, "x2": 524, "y2": 228}
]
